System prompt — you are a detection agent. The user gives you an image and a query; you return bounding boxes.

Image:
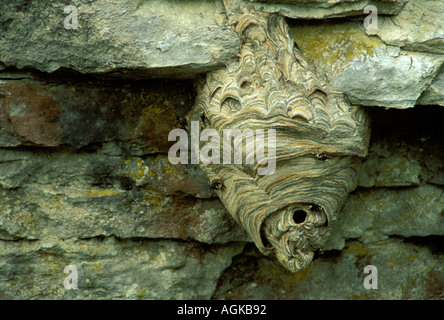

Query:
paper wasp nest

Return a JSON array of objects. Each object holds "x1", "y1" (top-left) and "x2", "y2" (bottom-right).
[{"x1": 188, "y1": 12, "x2": 370, "y2": 272}]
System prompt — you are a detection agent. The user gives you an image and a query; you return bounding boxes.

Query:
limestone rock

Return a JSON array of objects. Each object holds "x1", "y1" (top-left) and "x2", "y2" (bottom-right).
[
  {"x1": 0, "y1": 184, "x2": 246, "y2": 243},
  {"x1": 214, "y1": 239, "x2": 444, "y2": 299},
  {"x1": 0, "y1": 238, "x2": 245, "y2": 299},
  {"x1": 358, "y1": 106, "x2": 444, "y2": 187},
  {"x1": 358, "y1": 154, "x2": 422, "y2": 188},
  {"x1": 224, "y1": 0, "x2": 407, "y2": 20},
  {"x1": 0, "y1": 74, "x2": 193, "y2": 149},
  {"x1": 290, "y1": 21, "x2": 444, "y2": 109},
  {"x1": 0, "y1": 145, "x2": 249, "y2": 244},
  {"x1": 0, "y1": 0, "x2": 240, "y2": 78},
  {"x1": 122, "y1": 155, "x2": 216, "y2": 199},
  {"x1": 326, "y1": 185, "x2": 444, "y2": 250},
  {"x1": 365, "y1": 0, "x2": 444, "y2": 54},
  {"x1": 0, "y1": 1, "x2": 443, "y2": 300},
  {"x1": 418, "y1": 69, "x2": 444, "y2": 106},
  {"x1": 0, "y1": 147, "x2": 216, "y2": 198}
]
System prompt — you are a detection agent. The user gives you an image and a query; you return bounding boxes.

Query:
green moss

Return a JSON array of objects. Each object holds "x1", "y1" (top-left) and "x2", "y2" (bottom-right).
[
  {"x1": 148, "y1": 168, "x2": 157, "y2": 177},
  {"x1": 345, "y1": 242, "x2": 371, "y2": 257},
  {"x1": 81, "y1": 189, "x2": 122, "y2": 198},
  {"x1": 143, "y1": 186, "x2": 165, "y2": 209},
  {"x1": 257, "y1": 258, "x2": 315, "y2": 286},
  {"x1": 137, "y1": 288, "x2": 147, "y2": 300},
  {"x1": 130, "y1": 91, "x2": 182, "y2": 138},
  {"x1": 289, "y1": 263, "x2": 314, "y2": 281},
  {"x1": 289, "y1": 21, "x2": 383, "y2": 67},
  {"x1": 124, "y1": 157, "x2": 147, "y2": 181}
]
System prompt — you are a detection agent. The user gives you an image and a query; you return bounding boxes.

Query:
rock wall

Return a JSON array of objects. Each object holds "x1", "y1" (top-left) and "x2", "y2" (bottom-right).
[{"x1": 0, "y1": 0, "x2": 443, "y2": 299}]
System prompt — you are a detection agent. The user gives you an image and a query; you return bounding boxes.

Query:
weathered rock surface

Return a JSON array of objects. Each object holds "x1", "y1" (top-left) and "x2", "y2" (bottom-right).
[
  {"x1": 0, "y1": 0, "x2": 443, "y2": 300},
  {"x1": 365, "y1": 0, "x2": 444, "y2": 54},
  {"x1": 357, "y1": 106, "x2": 444, "y2": 187},
  {"x1": 0, "y1": 0, "x2": 240, "y2": 78},
  {"x1": 0, "y1": 73, "x2": 193, "y2": 149},
  {"x1": 290, "y1": 21, "x2": 444, "y2": 109},
  {"x1": 214, "y1": 239, "x2": 444, "y2": 300},
  {"x1": 224, "y1": 0, "x2": 407, "y2": 19},
  {"x1": 0, "y1": 238, "x2": 245, "y2": 299},
  {"x1": 1, "y1": 88, "x2": 442, "y2": 299},
  {"x1": 418, "y1": 68, "x2": 444, "y2": 106},
  {"x1": 326, "y1": 185, "x2": 444, "y2": 250},
  {"x1": 1, "y1": 0, "x2": 442, "y2": 109},
  {"x1": 0, "y1": 183, "x2": 249, "y2": 244}
]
